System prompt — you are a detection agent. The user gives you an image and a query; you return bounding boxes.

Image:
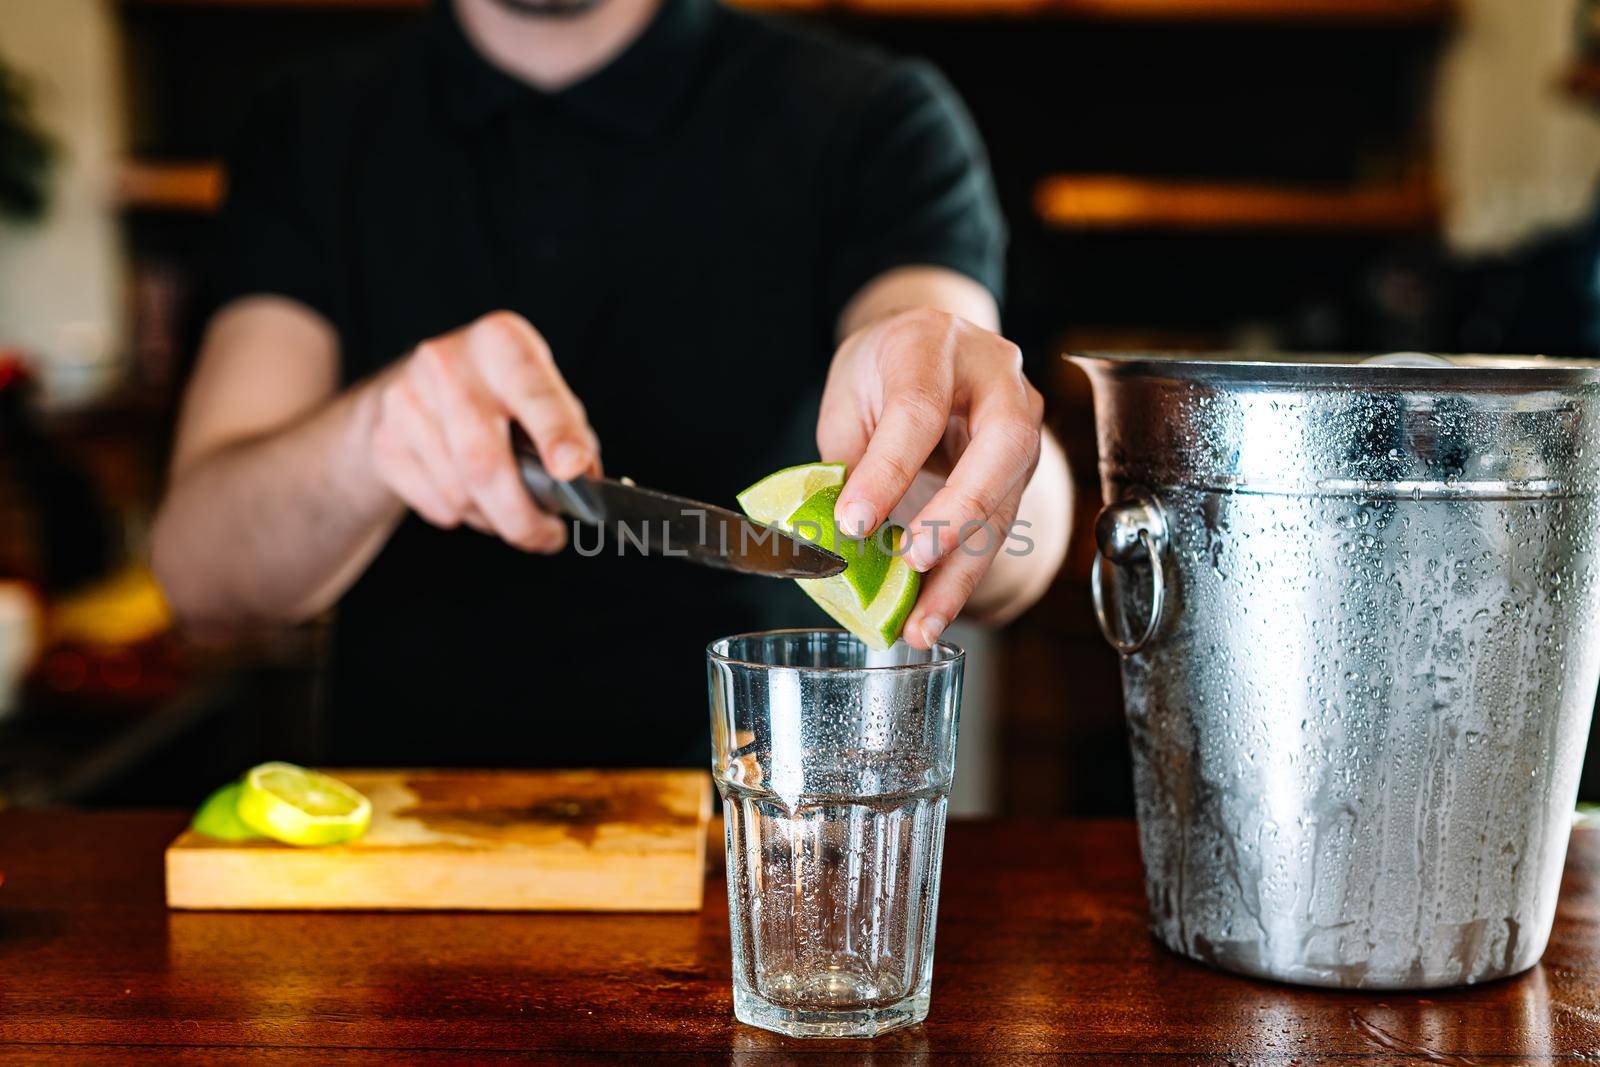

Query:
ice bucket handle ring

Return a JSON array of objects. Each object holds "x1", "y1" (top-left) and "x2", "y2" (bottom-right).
[{"x1": 1091, "y1": 495, "x2": 1169, "y2": 656}]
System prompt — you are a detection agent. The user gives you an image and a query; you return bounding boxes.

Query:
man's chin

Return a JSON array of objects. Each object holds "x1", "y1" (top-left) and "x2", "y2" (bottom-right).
[{"x1": 486, "y1": 0, "x2": 606, "y2": 16}]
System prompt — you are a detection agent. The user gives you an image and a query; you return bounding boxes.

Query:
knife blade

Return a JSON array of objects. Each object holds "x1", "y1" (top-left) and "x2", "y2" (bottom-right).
[{"x1": 510, "y1": 428, "x2": 846, "y2": 580}]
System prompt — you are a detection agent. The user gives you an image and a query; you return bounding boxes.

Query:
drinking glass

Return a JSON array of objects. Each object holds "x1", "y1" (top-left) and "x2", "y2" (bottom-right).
[{"x1": 707, "y1": 629, "x2": 963, "y2": 1038}]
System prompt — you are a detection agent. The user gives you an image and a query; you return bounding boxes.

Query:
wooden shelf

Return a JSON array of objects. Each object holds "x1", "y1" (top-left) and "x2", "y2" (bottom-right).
[
  {"x1": 726, "y1": 0, "x2": 1453, "y2": 20},
  {"x1": 1034, "y1": 174, "x2": 1439, "y2": 232},
  {"x1": 120, "y1": 0, "x2": 1453, "y2": 19},
  {"x1": 121, "y1": 163, "x2": 1444, "y2": 231},
  {"x1": 115, "y1": 160, "x2": 224, "y2": 214},
  {"x1": 1057, "y1": 0, "x2": 1450, "y2": 19}
]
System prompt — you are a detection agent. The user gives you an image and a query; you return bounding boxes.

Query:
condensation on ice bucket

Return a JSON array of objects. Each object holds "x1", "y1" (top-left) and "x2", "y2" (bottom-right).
[{"x1": 1074, "y1": 352, "x2": 1600, "y2": 990}]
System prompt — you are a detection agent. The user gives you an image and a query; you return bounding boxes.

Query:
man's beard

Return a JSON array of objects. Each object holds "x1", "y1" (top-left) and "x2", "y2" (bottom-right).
[{"x1": 485, "y1": 0, "x2": 606, "y2": 16}]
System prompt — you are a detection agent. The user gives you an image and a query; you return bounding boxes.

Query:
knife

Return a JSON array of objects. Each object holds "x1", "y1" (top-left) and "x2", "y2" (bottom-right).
[{"x1": 510, "y1": 427, "x2": 846, "y2": 580}]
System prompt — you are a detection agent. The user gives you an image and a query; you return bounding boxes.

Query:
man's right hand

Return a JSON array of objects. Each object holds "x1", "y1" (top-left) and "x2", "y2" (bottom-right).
[{"x1": 370, "y1": 311, "x2": 599, "y2": 553}]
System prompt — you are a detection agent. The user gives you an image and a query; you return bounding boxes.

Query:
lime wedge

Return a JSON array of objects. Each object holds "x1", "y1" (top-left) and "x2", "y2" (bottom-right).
[
  {"x1": 190, "y1": 781, "x2": 262, "y2": 841},
  {"x1": 236, "y1": 762, "x2": 371, "y2": 847},
  {"x1": 736, "y1": 461, "x2": 845, "y2": 524},
  {"x1": 786, "y1": 485, "x2": 892, "y2": 605},
  {"x1": 737, "y1": 464, "x2": 920, "y2": 651}
]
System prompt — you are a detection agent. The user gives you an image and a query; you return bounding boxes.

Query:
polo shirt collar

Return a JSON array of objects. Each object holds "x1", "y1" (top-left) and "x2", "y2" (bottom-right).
[{"x1": 432, "y1": 0, "x2": 715, "y2": 140}]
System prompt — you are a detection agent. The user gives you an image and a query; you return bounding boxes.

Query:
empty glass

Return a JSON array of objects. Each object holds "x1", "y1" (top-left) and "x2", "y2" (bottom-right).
[{"x1": 707, "y1": 629, "x2": 964, "y2": 1038}]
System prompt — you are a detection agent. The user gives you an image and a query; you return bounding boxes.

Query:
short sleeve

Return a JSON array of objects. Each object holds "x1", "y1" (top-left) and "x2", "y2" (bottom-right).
[
  {"x1": 819, "y1": 59, "x2": 1006, "y2": 330},
  {"x1": 205, "y1": 78, "x2": 338, "y2": 325}
]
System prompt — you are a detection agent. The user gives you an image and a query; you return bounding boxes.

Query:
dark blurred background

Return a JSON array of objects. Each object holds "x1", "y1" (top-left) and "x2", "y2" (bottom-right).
[{"x1": 2, "y1": 0, "x2": 1599, "y2": 815}]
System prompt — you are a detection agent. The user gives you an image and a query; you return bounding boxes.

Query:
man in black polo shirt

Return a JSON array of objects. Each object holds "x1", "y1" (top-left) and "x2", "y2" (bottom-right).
[{"x1": 150, "y1": 0, "x2": 1070, "y2": 767}]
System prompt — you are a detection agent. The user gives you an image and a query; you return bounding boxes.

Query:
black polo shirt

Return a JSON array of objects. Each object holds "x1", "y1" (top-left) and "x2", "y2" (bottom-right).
[{"x1": 212, "y1": 0, "x2": 1004, "y2": 767}]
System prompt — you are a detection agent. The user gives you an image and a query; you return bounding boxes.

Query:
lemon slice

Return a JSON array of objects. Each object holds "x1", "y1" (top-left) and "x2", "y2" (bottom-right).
[
  {"x1": 237, "y1": 763, "x2": 372, "y2": 847},
  {"x1": 737, "y1": 463, "x2": 920, "y2": 651},
  {"x1": 190, "y1": 781, "x2": 261, "y2": 841}
]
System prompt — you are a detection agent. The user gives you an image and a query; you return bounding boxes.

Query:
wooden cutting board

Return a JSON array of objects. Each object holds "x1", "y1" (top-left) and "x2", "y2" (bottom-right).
[{"x1": 166, "y1": 769, "x2": 712, "y2": 912}]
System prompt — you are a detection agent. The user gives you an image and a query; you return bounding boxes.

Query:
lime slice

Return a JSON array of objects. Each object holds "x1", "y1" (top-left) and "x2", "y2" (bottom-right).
[
  {"x1": 236, "y1": 762, "x2": 372, "y2": 847},
  {"x1": 737, "y1": 465, "x2": 920, "y2": 651},
  {"x1": 794, "y1": 518, "x2": 919, "y2": 651},
  {"x1": 786, "y1": 485, "x2": 892, "y2": 606},
  {"x1": 190, "y1": 781, "x2": 262, "y2": 841},
  {"x1": 736, "y1": 461, "x2": 845, "y2": 524}
]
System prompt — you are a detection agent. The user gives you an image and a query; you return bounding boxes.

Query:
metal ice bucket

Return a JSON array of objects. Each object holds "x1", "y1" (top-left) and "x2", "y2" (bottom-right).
[{"x1": 1073, "y1": 352, "x2": 1600, "y2": 989}]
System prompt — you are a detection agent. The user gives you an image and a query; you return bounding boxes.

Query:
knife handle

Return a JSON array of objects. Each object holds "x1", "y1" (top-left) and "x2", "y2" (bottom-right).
[{"x1": 509, "y1": 425, "x2": 607, "y2": 526}]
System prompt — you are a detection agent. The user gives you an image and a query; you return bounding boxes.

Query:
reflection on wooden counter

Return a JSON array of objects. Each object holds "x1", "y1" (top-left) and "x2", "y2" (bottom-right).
[{"x1": 3, "y1": 812, "x2": 1597, "y2": 1058}]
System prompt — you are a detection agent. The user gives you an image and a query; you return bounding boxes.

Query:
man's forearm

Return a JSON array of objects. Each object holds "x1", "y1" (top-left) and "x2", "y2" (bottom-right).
[
  {"x1": 964, "y1": 428, "x2": 1072, "y2": 623},
  {"x1": 151, "y1": 378, "x2": 404, "y2": 625}
]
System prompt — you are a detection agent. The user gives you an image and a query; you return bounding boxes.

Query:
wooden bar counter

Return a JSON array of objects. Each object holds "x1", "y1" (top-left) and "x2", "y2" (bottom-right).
[{"x1": 1, "y1": 811, "x2": 1597, "y2": 1062}]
